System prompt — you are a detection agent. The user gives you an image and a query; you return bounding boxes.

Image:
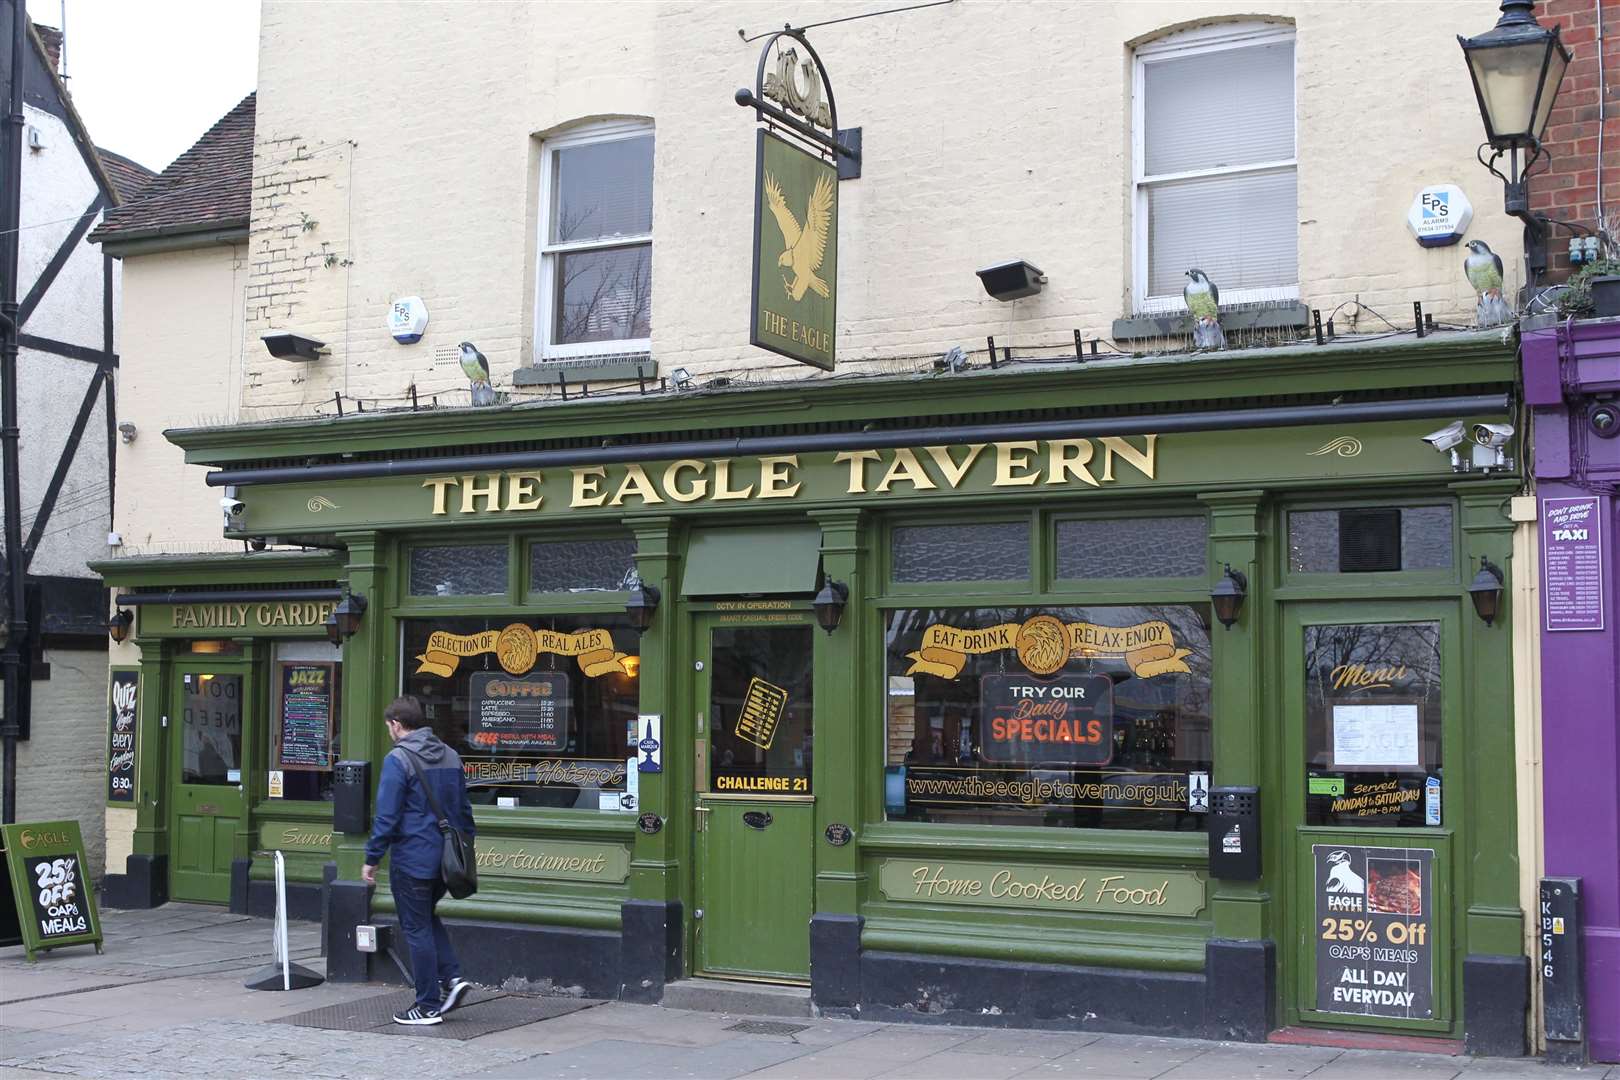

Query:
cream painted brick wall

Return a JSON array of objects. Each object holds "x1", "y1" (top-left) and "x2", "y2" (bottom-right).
[
  {"x1": 240, "y1": 0, "x2": 1511, "y2": 414},
  {"x1": 18, "y1": 648, "x2": 109, "y2": 878},
  {"x1": 114, "y1": 244, "x2": 248, "y2": 554}
]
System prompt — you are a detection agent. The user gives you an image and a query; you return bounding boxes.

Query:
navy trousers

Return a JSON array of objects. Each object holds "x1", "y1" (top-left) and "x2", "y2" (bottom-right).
[{"x1": 389, "y1": 871, "x2": 461, "y2": 1010}]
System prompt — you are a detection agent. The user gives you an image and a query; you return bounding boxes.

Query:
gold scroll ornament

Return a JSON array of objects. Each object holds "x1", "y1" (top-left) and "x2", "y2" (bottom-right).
[
  {"x1": 906, "y1": 615, "x2": 1191, "y2": 679},
  {"x1": 414, "y1": 623, "x2": 632, "y2": 678}
]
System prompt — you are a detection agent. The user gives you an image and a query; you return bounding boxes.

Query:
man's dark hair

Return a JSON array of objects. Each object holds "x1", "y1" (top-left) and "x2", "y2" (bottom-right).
[{"x1": 384, "y1": 695, "x2": 427, "y2": 730}]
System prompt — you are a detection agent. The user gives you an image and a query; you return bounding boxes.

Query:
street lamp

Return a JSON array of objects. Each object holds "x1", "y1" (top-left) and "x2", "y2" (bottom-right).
[{"x1": 1459, "y1": 0, "x2": 1572, "y2": 284}]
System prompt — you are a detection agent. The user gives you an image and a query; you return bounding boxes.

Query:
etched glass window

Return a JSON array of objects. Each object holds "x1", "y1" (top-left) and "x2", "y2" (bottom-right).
[
  {"x1": 891, "y1": 522, "x2": 1029, "y2": 583},
  {"x1": 884, "y1": 605, "x2": 1213, "y2": 831},
  {"x1": 408, "y1": 544, "x2": 509, "y2": 596},
  {"x1": 530, "y1": 538, "x2": 638, "y2": 593},
  {"x1": 1057, "y1": 516, "x2": 1208, "y2": 578},
  {"x1": 1289, "y1": 507, "x2": 1454, "y2": 573}
]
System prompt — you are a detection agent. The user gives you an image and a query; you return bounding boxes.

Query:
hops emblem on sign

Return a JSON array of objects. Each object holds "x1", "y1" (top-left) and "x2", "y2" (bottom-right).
[
  {"x1": 1015, "y1": 615, "x2": 1069, "y2": 676},
  {"x1": 495, "y1": 623, "x2": 537, "y2": 675}
]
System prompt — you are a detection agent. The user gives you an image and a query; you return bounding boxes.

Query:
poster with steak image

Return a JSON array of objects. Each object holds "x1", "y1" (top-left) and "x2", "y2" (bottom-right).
[{"x1": 1313, "y1": 844, "x2": 1434, "y2": 1018}]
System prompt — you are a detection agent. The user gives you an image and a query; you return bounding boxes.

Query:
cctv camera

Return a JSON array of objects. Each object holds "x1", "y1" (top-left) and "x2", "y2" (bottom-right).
[
  {"x1": 220, "y1": 497, "x2": 245, "y2": 516},
  {"x1": 1587, "y1": 402, "x2": 1618, "y2": 439},
  {"x1": 1471, "y1": 422, "x2": 1514, "y2": 449},
  {"x1": 1422, "y1": 421, "x2": 1466, "y2": 453}
]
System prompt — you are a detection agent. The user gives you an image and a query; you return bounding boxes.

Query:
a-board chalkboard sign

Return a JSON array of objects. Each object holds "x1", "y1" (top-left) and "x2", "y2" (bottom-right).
[
  {"x1": 106, "y1": 669, "x2": 138, "y2": 803},
  {"x1": 1, "y1": 820, "x2": 103, "y2": 962},
  {"x1": 276, "y1": 662, "x2": 337, "y2": 771},
  {"x1": 470, "y1": 671, "x2": 572, "y2": 752}
]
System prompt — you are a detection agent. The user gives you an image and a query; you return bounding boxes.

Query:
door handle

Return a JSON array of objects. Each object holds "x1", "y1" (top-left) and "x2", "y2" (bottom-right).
[{"x1": 693, "y1": 805, "x2": 711, "y2": 833}]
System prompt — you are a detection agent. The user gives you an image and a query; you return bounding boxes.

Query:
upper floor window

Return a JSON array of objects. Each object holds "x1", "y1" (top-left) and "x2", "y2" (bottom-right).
[
  {"x1": 536, "y1": 121, "x2": 654, "y2": 359},
  {"x1": 1133, "y1": 23, "x2": 1297, "y2": 312}
]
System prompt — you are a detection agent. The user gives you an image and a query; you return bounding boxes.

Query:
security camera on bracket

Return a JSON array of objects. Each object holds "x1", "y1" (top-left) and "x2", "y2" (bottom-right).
[
  {"x1": 1470, "y1": 422, "x2": 1515, "y2": 473},
  {"x1": 1421, "y1": 421, "x2": 1469, "y2": 472}
]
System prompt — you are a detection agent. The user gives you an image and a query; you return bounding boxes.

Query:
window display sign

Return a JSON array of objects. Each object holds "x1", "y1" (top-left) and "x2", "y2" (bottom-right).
[
  {"x1": 414, "y1": 622, "x2": 633, "y2": 678},
  {"x1": 470, "y1": 671, "x2": 571, "y2": 752},
  {"x1": 1331, "y1": 703, "x2": 1420, "y2": 770},
  {"x1": 276, "y1": 663, "x2": 336, "y2": 770},
  {"x1": 1, "y1": 821, "x2": 103, "y2": 962},
  {"x1": 979, "y1": 673, "x2": 1114, "y2": 766},
  {"x1": 735, "y1": 677, "x2": 790, "y2": 750},
  {"x1": 106, "y1": 670, "x2": 138, "y2": 803},
  {"x1": 1542, "y1": 497, "x2": 1605, "y2": 631},
  {"x1": 1313, "y1": 844, "x2": 1434, "y2": 1019},
  {"x1": 905, "y1": 615, "x2": 1191, "y2": 680}
]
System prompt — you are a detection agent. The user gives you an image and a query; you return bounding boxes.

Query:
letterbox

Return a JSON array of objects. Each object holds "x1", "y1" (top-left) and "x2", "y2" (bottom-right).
[
  {"x1": 1208, "y1": 786, "x2": 1261, "y2": 880},
  {"x1": 333, "y1": 759, "x2": 372, "y2": 835}
]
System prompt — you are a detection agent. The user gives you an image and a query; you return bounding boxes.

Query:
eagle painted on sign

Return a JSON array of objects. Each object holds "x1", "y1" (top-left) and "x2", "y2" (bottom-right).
[{"x1": 764, "y1": 169, "x2": 834, "y2": 302}]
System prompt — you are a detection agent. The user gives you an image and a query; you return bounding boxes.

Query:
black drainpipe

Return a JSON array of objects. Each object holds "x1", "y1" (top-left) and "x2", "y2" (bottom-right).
[
  {"x1": 2, "y1": 0, "x2": 30, "y2": 825},
  {"x1": 205, "y1": 393, "x2": 1510, "y2": 488}
]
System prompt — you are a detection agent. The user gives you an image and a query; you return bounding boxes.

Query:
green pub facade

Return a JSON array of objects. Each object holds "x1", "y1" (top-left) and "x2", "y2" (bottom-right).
[{"x1": 96, "y1": 332, "x2": 1531, "y2": 1051}]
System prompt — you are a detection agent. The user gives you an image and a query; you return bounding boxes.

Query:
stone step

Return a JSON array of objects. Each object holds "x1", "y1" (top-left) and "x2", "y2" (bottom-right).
[{"x1": 660, "y1": 977, "x2": 813, "y2": 1018}]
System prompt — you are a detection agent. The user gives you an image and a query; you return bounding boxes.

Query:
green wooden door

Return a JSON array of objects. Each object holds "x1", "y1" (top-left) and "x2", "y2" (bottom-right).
[
  {"x1": 1280, "y1": 602, "x2": 1462, "y2": 1037},
  {"x1": 693, "y1": 617, "x2": 816, "y2": 981},
  {"x1": 168, "y1": 666, "x2": 248, "y2": 903}
]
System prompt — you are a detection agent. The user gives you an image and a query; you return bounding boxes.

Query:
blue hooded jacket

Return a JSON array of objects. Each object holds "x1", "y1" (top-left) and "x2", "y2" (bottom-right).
[{"x1": 364, "y1": 727, "x2": 476, "y2": 880}]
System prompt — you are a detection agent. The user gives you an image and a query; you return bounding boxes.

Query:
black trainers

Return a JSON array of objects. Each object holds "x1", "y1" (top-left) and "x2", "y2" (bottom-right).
[
  {"x1": 440, "y1": 977, "x2": 472, "y2": 1014},
  {"x1": 392, "y1": 1005, "x2": 442, "y2": 1026}
]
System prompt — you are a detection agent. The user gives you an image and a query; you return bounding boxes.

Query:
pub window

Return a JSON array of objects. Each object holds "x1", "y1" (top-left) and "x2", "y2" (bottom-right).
[
  {"x1": 529, "y1": 537, "x2": 637, "y2": 593},
  {"x1": 885, "y1": 604, "x2": 1212, "y2": 831},
  {"x1": 270, "y1": 640, "x2": 343, "y2": 802},
  {"x1": 535, "y1": 120, "x2": 654, "y2": 359},
  {"x1": 400, "y1": 615, "x2": 640, "y2": 811},
  {"x1": 1304, "y1": 621, "x2": 1443, "y2": 828},
  {"x1": 1056, "y1": 515, "x2": 1208, "y2": 579},
  {"x1": 891, "y1": 521, "x2": 1030, "y2": 583},
  {"x1": 408, "y1": 543, "x2": 510, "y2": 596},
  {"x1": 1133, "y1": 22, "x2": 1297, "y2": 311},
  {"x1": 1287, "y1": 506, "x2": 1454, "y2": 574}
]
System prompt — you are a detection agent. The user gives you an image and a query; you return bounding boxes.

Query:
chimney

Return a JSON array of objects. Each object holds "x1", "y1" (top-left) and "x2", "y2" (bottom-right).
[{"x1": 34, "y1": 24, "x2": 63, "y2": 77}]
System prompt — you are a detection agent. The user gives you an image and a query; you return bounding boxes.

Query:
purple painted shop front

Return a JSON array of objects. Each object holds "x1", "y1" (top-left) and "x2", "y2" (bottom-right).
[{"x1": 1523, "y1": 316, "x2": 1620, "y2": 1063}]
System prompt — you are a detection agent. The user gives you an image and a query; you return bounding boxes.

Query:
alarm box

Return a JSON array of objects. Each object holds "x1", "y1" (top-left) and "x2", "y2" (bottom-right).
[
  {"x1": 1208, "y1": 786, "x2": 1261, "y2": 881},
  {"x1": 333, "y1": 760, "x2": 372, "y2": 835}
]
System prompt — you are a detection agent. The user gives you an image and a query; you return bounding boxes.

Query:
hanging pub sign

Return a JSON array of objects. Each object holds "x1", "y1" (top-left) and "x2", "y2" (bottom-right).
[
  {"x1": 106, "y1": 669, "x2": 138, "y2": 803},
  {"x1": 738, "y1": 29, "x2": 857, "y2": 372},
  {"x1": 1313, "y1": 844, "x2": 1434, "y2": 1019}
]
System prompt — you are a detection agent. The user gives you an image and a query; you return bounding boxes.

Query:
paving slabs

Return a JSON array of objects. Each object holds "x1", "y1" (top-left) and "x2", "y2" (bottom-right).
[{"x1": 272, "y1": 989, "x2": 601, "y2": 1040}]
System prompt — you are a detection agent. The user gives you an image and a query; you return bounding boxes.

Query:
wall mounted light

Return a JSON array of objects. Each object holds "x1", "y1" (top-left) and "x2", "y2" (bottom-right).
[
  {"x1": 1469, "y1": 556, "x2": 1506, "y2": 626},
  {"x1": 261, "y1": 331, "x2": 329, "y2": 362},
  {"x1": 325, "y1": 592, "x2": 368, "y2": 645},
  {"x1": 624, "y1": 581, "x2": 661, "y2": 633},
  {"x1": 1459, "y1": 0, "x2": 1572, "y2": 284},
  {"x1": 107, "y1": 609, "x2": 133, "y2": 643},
  {"x1": 813, "y1": 580, "x2": 850, "y2": 634},
  {"x1": 117, "y1": 421, "x2": 137, "y2": 444},
  {"x1": 1210, "y1": 564, "x2": 1248, "y2": 629},
  {"x1": 976, "y1": 260, "x2": 1047, "y2": 302}
]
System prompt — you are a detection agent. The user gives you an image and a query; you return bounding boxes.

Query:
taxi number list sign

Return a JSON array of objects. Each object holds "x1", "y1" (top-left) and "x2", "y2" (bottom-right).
[{"x1": 1313, "y1": 844, "x2": 1434, "y2": 1019}]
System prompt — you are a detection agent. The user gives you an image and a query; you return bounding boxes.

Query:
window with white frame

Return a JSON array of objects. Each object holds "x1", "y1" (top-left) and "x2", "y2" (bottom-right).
[
  {"x1": 1133, "y1": 23, "x2": 1297, "y2": 312},
  {"x1": 536, "y1": 121, "x2": 654, "y2": 358}
]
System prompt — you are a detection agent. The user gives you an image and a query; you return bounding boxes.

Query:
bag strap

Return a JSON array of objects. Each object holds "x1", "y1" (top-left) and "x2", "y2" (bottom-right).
[{"x1": 393, "y1": 747, "x2": 451, "y2": 832}]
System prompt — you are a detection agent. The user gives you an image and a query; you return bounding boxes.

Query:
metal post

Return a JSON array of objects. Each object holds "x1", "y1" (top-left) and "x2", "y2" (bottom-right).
[{"x1": 2, "y1": 0, "x2": 33, "y2": 825}]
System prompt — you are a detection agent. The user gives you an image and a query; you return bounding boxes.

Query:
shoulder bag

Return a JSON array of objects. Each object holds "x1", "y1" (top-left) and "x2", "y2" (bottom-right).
[{"x1": 396, "y1": 748, "x2": 478, "y2": 899}]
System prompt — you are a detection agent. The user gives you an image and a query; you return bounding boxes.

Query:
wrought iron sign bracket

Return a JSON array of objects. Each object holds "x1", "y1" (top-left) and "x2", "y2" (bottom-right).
[{"x1": 735, "y1": 29, "x2": 861, "y2": 173}]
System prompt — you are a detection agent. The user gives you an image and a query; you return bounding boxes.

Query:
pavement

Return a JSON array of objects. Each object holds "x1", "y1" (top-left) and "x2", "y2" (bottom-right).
[{"x1": 0, "y1": 904, "x2": 1613, "y2": 1079}]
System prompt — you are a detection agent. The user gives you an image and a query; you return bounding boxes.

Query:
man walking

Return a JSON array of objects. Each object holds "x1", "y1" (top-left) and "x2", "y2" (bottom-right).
[{"x1": 362, "y1": 696, "x2": 476, "y2": 1025}]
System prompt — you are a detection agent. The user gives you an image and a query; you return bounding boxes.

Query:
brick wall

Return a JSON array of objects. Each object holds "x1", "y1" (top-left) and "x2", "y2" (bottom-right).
[
  {"x1": 1528, "y1": 0, "x2": 1620, "y2": 278},
  {"x1": 233, "y1": 0, "x2": 1521, "y2": 414},
  {"x1": 18, "y1": 647, "x2": 110, "y2": 878}
]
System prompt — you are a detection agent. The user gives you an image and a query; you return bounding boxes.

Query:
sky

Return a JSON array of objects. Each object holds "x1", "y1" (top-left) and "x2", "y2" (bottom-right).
[{"x1": 26, "y1": 0, "x2": 260, "y2": 172}]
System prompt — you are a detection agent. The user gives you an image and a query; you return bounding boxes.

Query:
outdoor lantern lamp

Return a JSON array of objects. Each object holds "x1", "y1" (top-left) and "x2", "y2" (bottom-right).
[
  {"x1": 624, "y1": 581, "x2": 661, "y2": 633},
  {"x1": 1468, "y1": 556, "x2": 1506, "y2": 626},
  {"x1": 325, "y1": 592, "x2": 367, "y2": 645},
  {"x1": 1210, "y1": 564, "x2": 1248, "y2": 629},
  {"x1": 1459, "y1": 0, "x2": 1572, "y2": 283},
  {"x1": 107, "y1": 609, "x2": 133, "y2": 643},
  {"x1": 813, "y1": 580, "x2": 850, "y2": 634}
]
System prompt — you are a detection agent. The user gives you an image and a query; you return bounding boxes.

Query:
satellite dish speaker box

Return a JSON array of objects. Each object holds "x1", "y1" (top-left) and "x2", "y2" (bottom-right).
[
  {"x1": 1209, "y1": 786, "x2": 1261, "y2": 881},
  {"x1": 333, "y1": 760, "x2": 372, "y2": 835}
]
